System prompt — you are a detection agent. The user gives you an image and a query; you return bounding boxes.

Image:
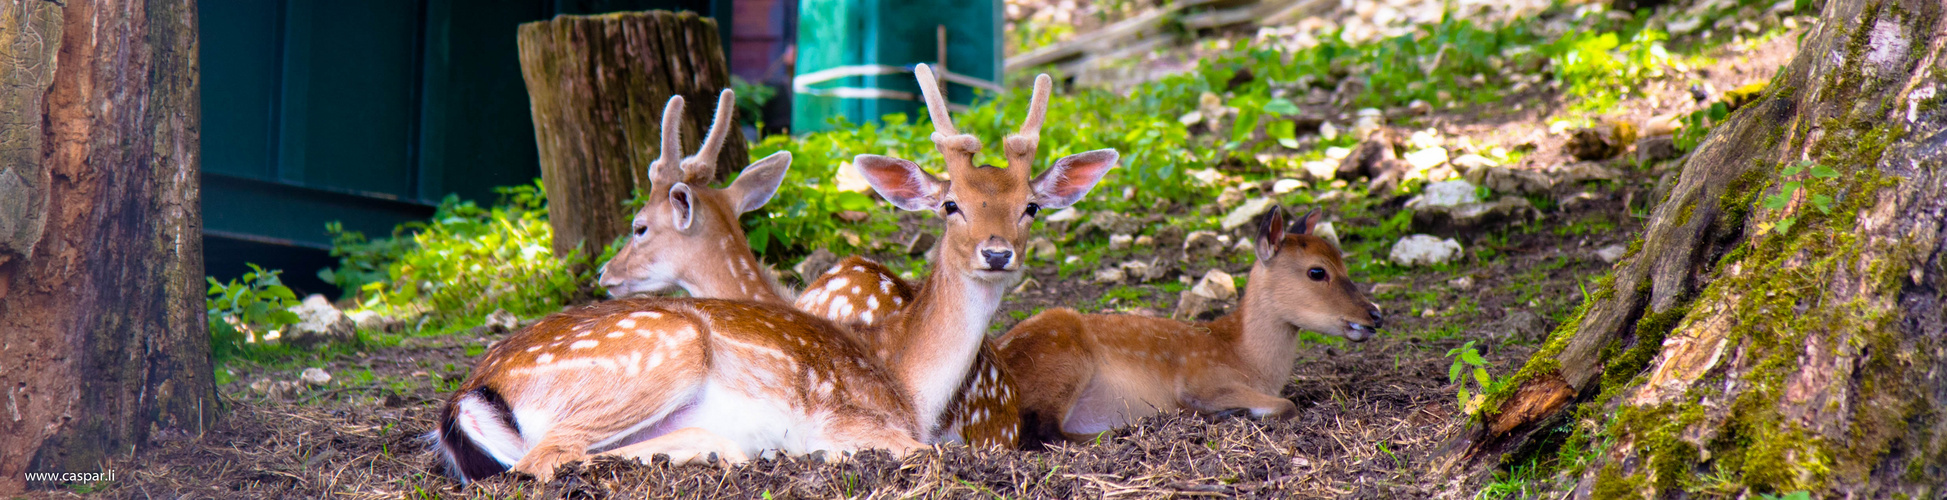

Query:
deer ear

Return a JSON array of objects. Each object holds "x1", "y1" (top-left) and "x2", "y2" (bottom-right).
[
  {"x1": 1031, "y1": 149, "x2": 1118, "y2": 209},
  {"x1": 855, "y1": 154, "x2": 946, "y2": 211},
  {"x1": 1289, "y1": 209, "x2": 1321, "y2": 235},
  {"x1": 1255, "y1": 206, "x2": 1285, "y2": 262},
  {"x1": 724, "y1": 151, "x2": 791, "y2": 214},
  {"x1": 668, "y1": 182, "x2": 697, "y2": 231}
]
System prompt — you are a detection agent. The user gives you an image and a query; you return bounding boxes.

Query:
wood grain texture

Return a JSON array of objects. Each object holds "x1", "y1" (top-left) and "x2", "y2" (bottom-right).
[
  {"x1": 518, "y1": 11, "x2": 748, "y2": 259},
  {"x1": 0, "y1": 0, "x2": 213, "y2": 493}
]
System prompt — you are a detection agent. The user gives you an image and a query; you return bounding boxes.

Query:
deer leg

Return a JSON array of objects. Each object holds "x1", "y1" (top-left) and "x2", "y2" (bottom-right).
[
  {"x1": 509, "y1": 435, "x2": 593, "y2": 482},
  {"x1": 998, "y1": 325, "x2": 1097, "y2": 450},
  {"x1": 599, "y1": 427, "x2": 751, "y2": 467},
  {"x1": 1183, "y1": 382, "x2": 1297, "y2": 420}
]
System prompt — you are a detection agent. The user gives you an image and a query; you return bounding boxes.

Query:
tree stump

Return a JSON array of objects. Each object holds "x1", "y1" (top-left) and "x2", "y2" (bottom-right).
[
  {"x1": 518, "y1": 11, "x2": 749, "y2": 259},
  {"x1": 1438, "y1": 0, "x2": 1947, "y2": 497},
  {"x1": 0, "y1": 0, "x2": 213, "y2": 493}
]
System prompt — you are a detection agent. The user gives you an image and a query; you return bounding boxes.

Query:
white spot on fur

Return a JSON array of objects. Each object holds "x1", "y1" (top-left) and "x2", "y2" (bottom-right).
[
  {"x1": 607, "y1": 331, "x2": 625, "y2": 338},
  {"x1": 537, "y1": 353, "x2": 555, "y2": 363},
  {"x1": 571, "y1": 340, "x2": 599, "y2": 349},
  {"x1": 826, "y1": 277, "x2": 851, "y2": 291},
  {"x1": 617, "y1": 319, "x2": 637, "y2": 329}
]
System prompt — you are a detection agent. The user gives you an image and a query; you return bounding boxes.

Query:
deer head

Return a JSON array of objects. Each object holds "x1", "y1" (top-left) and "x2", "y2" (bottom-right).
[
  {"x1": 599, "y1": 89, "x2": 791, "y2": 299},
  {"x1": 1246, "y1": 207, "x2": 1385, "y2": 341},
  {"x1": 853, "y1": 65, "x2": 1117, "y2": 285}
]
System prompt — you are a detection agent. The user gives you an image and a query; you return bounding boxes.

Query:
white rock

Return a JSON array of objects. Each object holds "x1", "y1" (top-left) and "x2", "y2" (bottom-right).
[
  {"x1": 1064, "y1": 255, "x2": 1082, "y2": 265},
  {"x1": 1596, "y1": 244, "x2": 1630, "y2": 263},
  {"x1": 1272, "y1": 178, "x2": 1307, "y2": 194},
  {"x1": 1408, "y1": 129, "x2": 1442, "y2": 150},
  {"x1": 1108, "y1": 234, "x2": 1134, "y2": 250},
  {"x1": 834, "y1": 161, "x2": 873, "y2": 193},
  {"x1": 1405, "y1": 180, "x2": 1481, "y2": 209},
  {"x1": 1134, "y1": 235, "x2": 1155, "y2": 247},
  {"x1": 1352, "y1": 115, "x2": 1385, "y2": 140},
  {"x1": 301, "y1": 367, "x2": 332, "y2": 386},
  {"x1": 1319, "y1": 121, "x2": 1340, "y2": 140},
  {"x1": 1045, "y1": 207, "x2": 1083, "y2": 222},
  {"x1": 1313, "y1": 221, "x2": 1341, "y2": 248},
  {"x1": 1403, "y1": 147, "x2": 1450, "y2": 171},
  {"x1": 1118, "y1": 260, "x2": 1154, "y2": 282},
  {"x1": 1026, "y1": 237, "x2": 1057, "y2": 260},
  {"x1": 1449, "y1": 153, "x2": 1499, "y2": 170},
  {"x1": 1093, "y1": 267, "x2": 1127, "y2": 284},
  {"x1": 1183, "y1": 231, "x2": 1225, "y2": 259},
  {"x1": 1190, "y1": 270, "x2": 1238, "y2": 301},
  {"x1": 1303, "y1": 160, "x2": 1339, "y2": 180},
  {"x1": 287, "y1": 294, "x2": 354, "y2": 347},
  {"x1": 1389, "y1": 234, "x2": 1464, "y2": 266},
  {"x1": 1233, "y1": 238, "x2": 1256, "y2": 256},
  {"x1": 1221, "y1": 197, "x2": 1278, "y2": 230},
  {"x1": 484, "y1": 309, "x2": 519, "y2": 333},
  {"x1": 1324, "y1": 146, "x2": 1353, "y2": 160},
  {"x1": 1188, "y1": 168, "x2": 1223, "y2": 186}
]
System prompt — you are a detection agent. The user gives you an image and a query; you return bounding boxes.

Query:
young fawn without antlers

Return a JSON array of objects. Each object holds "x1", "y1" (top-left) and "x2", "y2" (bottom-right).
[
  {"x1": 791, "y1": 65, "x2": 1054, "y2": 448},
  {"x1": 996, "y1": 207, "x2": 1384, "y2": 449},
  {"x1": 434, "y1": 69, "x2": 1115, "y2": 482}
]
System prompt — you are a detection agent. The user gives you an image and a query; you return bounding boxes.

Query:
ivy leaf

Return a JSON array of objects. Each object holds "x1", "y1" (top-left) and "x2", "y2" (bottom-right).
[
  {"x1": 1810, "y1": 194, "x2": 1833, "y2": 214},
  {"x1": 1267, "y1": 121, "x2": 1300, "y2": 149},
  {"x1": 1810, "y1": 165, "x2": 1840, "y2": 178},
  {"x1": 1461, "y1": 349, "x2": 1487, "y2": 367},
  {"x1": 1449, "y1": 361, "x2": 1465, "y2": 384},
  {"x1": 1781, "y1": 162, "x2": 1805, "y2": 176},
  {"x1": 1263, "y1": 98, "x2": 1301, "y2": 116},
  {"x1": 1775, "y1": 216, "x2": 1797, "y2": 234},
  {"x1": 1472, "y1": 367, "x2": 1492, "y2": 389},
  {"x1": 1457, "y1": 388, "x2": 1471, "y2": 411}
]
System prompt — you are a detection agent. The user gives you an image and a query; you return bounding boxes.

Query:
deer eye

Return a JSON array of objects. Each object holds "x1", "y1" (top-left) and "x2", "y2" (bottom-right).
[
  {"x1": 1024, "y1": 203, "x2": 1041, "y2": 218},
  {"x1": 633, "y1": 224, "x2": 648, "y2": 237},
  {"x1": 942, "y1": 201, "x2": 961, "y2": 216},
  {"x1": 1307, "y1": 267, "x2": 1328, "y2": 281}
]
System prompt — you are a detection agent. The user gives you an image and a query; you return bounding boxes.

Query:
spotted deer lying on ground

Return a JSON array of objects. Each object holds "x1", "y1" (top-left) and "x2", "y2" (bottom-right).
[
  {"x1": 996, "y1": 207, "x2": 1384, "y2": 449},
  {"x1": 433, "y1": 70, "x2": 1116, "y2": 481},
  {"x1": 598, "y1": 76, "x2": 1033, "y2": 449},
  {"x1": 790, "y1": 65, "x2": 1058, "y2": 449}
]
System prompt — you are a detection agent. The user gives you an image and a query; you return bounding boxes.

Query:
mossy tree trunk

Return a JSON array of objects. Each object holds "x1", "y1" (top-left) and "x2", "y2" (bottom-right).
[
  {"x1": 0, "y1": 0, "x2": 213, "y2": 493},
  {"x1": 518, "y1": 11, "x2": 747, "y2": 260},
  {"x1": 1438, "y1": 0, "x2": 1947, "y2": 497}
]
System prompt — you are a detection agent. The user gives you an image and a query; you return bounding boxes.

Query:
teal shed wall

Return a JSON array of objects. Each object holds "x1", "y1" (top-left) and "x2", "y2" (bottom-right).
[{"x1": 791, "y1": 0, "x2": 1000, "y2": 133}]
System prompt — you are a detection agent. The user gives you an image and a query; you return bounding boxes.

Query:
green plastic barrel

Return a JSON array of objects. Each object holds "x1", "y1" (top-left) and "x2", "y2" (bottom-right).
[{"x1": 792, "y1": 0, "x2": 1000, "y2": 133}]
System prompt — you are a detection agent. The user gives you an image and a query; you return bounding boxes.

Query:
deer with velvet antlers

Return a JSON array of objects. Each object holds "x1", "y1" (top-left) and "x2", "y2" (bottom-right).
[
  {"x1": 434, "y1": 68, "x2": 1115, "y2": 481},
  {"x1": 996, "y1": 207, "x2": 1384, "y2": 449},
  {"x1": 595, "y1": 74, "x2": 1031, "y2": 449}
]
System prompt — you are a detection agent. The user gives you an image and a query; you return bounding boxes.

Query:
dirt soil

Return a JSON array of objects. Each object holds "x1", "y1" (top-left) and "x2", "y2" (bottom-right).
[{"x1": 59, "y1": 24, "x2": 1807, "y2": 500}]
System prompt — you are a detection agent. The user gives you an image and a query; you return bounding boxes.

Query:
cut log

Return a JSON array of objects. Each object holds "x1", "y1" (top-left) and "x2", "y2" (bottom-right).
[
  {"x1": 1437, "y1": 0, "x2": 1947, "y2": 497},
  {"x1": 0, "y1": 0, "x2": 214, "y2": 493},
  {"x1": 518, "y1": 11, "x2": 749, "y2": 259}
]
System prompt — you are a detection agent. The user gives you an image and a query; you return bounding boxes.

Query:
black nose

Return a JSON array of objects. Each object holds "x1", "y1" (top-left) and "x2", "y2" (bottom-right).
[
  {"x1": 1369, "y1": 309, "x2": 1385, "y2": 330},
  {"x1": 981, "y1": 249, "x2": 1013, "y2": 270}
]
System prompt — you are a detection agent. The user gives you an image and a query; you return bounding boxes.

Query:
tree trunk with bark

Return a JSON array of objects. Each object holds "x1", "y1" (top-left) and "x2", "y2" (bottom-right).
[
  {"x1": 1438, "y1": 0, "x2": 1947, "y2": 497},
  {"x1": 518, "y1": 11, "x2": 748, "y2": 259},
  {"x1": 0, "y1": 0, "x2": 212, "y2": 493}
]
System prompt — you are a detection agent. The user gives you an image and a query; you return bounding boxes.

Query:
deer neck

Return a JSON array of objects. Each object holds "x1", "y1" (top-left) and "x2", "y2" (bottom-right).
[
  {"x1": 878, "y1": 266, "x2": 1005, "y2": 440},
  {"x1": 681, "y1": 238, "x2": 788, "y2": 305},
  {"x1": 1229, "y1": 271, "x2": 1301, "y2": 394}
]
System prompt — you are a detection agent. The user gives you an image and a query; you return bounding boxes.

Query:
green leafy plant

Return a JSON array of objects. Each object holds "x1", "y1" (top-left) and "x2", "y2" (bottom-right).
[
  {"x1": 206, "y1": 263, "x2": 303, "y2": 362},
  {"x1": 1544, "y1": 28, "x2": 1672, "y2": 113},
  {"x1": 1762, "y1": 160, "x2": 1840, "y2": 235},
  {"x1": 1675, "y1": 101, "x2": 1729, "y2": 151},
  {"x1": 1447, "y1": 340, "x2": 1495, "y2": 414},
  {"x1": 324, "y1": 180, "x2": 592, "y2": 332},
  {"x1": 730, "y1": 76, "x2": 776, "y2": 128}
]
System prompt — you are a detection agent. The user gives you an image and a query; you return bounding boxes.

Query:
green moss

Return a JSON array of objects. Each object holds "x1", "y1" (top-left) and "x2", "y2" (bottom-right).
[{"x1": 1591, "y1": 464, "x2": 1646, "y2": 500}]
